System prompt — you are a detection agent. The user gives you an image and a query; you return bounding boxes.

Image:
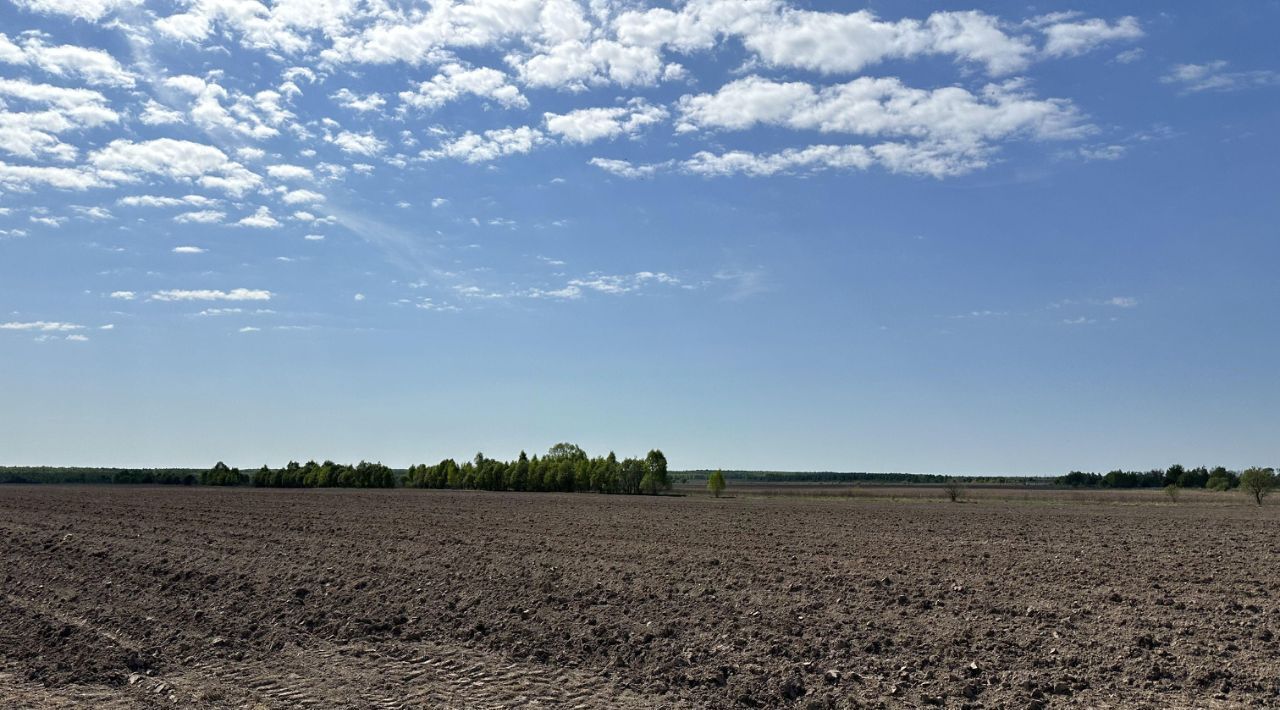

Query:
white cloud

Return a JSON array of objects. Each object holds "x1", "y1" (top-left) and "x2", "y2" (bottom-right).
[
  {"x1": 89, "y1": 139, "x2": 263, "y2": 196},
  {"x1": 30, "y1": 215, "x2": 65, "y2": 227},
  {"x1": 303, "y1": 233, "x2": 324, "y2": 240},
  {"x1": 353, "y1": 293, "x2": 365, "y2": 301},
  {"x1": 609, "y1": 5, "x2": 1036, "y2": 79},
  {"x1": 281, "y1": 189, "x2": 324, "y2": 204},
  {"x1": 120, "y1": 194, "x2": 219, "y2": 208},
  {"x1": 510, "y1": 38, "x2": 667, "y2": 90},
  {"x1": 526, "y1": 271, "x2": 683, "y2": 300},
  {"x1": 332, "y1": 88, "x2": 386, "y2": 112},
  {"x1": 150, "y1": 288, "x2": 273, "y2": 302},
  {"x1": 0, "y1": 77, "x2": 118, "y2": 162},
  {"x1": 318, "y1": 0, "x2": 550, "y2": 65},
  {"x1": 743, "y1": 9, "x2": 1033, "y2": 77},
  {"x1": 9, "y1": 0, "x2": 139, "y2": 22},
  {"x1": 266, "y1": 164, "x2": 314, "y2": 180},
  {"x1": 316, "y1": 3, "x2": 1132, "y2": 89},
  {"x1": 596, "y1": 139, "x2": 1002, "y2": 180},
  {"x1": 161, "y1": 75, "x2": 290, "y2": 141},
  {"x1": 677, "y1": 76, "x2": 1087, "y2": 142},
  {"x1": 1038, "y1": 16, "x2": 1142, "y2": 58},
  {"x1": 543, "y1": 99, "x2": 667, "y2": 143},
  {"x1": 172, "y1": 246, "x2": 206, "y2": 254},
  {"x1": 239, "y1": 326, "x2": 261, "y2": 333},
  {"x1": 174, "y1": 209, "x2": 225, "y2": 224},
  {"x1": 0, "y1": 162, "x2": 103, "y2": 191},
  {"x1": 139, "y1": 99, "x2": 185, "y2": 125},
  {"x1": 571, "y1": 271, "x2": 680, "y2": 294},
  {"x1": 155, "y1": 0, "x2": 360, "y2": 52},
  {"x1": 526, "y1": 285, "x2": 582, "y2": 300},
  {"x1": 328, "y1": 130, "x2": 387, "y2": 156},
  {"x1": 420, "y1": 126, "x2": 547, "y2": 163},
  {"x1": 1162, "y1": 61, "x2": 1280, "y2": 94},
  {"x1": 1078, "y1": 144, "x2": 1127, "y2": 162},
  {"x1": 0, "y1": 33, "x2": 135, "y2": 87},
  {"x1": 236, "y1": 206, "x2": 280, "y2": 228},
  {"x1": 399, "y1": 62, "x2": 528, "y2": 111},
  {"x1": 109, "y1": 290, "x2": 136, "y2": 300},
  {"x1": 682, "y1": 145, "x2": 875, "y2": 177},
  {"x1": 1114, "y1": 48, "x2": 1144, "y2": 64},
  {"x1": 72, "y1": 205, "x2": 112, "y2": 220},
  {"x1": 0, "y1": 320, "x2": 84, "y2": 331},
  {"x1": 588, "y1": 157, "x2": 664, "y2": 179},
  {"x1": 65, "y1": 333, "x2": 89, "y2": 341}
]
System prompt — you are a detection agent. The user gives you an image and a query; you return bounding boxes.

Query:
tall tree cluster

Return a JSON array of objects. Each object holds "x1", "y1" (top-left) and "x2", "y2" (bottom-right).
[
  {"x1": 250, "y1": 460, "x2": 396, "y2": 488},
  {"x1": 1056, "y1": 465, "x2": 1242, "y2": 490},
  {"x1": 201, "y1": 462, "x2": 248, "y2": 486},
  {"x1": 403, "y1": 444, "x2": 670, "y2": 495}
]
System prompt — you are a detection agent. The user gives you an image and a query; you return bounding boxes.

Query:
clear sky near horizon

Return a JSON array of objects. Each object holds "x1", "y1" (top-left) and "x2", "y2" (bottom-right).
[{"x1": 0, "y1": 1, "x2": 1277, "y2": 474}]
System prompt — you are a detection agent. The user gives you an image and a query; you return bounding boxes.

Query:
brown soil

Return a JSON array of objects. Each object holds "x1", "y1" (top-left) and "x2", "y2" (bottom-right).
[{"x1": 0, "y1": 485, "x2": 1277, "y2": 708}]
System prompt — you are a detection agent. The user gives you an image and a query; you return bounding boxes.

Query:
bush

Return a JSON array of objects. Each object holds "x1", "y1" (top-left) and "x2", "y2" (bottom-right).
[
  {"x1": 1164, "y1": 484, "x2": 1181, "y2": 502},
  {"x1": 942, "y1": 479, "x2": 964, "y2": 502}
]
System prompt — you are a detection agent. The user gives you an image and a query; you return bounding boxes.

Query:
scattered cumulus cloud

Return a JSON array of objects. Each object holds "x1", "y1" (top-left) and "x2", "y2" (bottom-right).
[
  {"x1": 0, "y1": 320, "x2": 84, "y2": 331},
  {"x1": 1162, "y1": 61, "x2": 1280, "y2": 94},
  {"x1": 150, "y1": 288, "x2": 273, "y2": 302},
  {"x1": 236, "y1": 206, "x2": 280, "y2": 228},
  {"x1": 174, "y1": 209, "x2": 225, "y2": 224},
  {"x1": 1037, "y1": 16, "x2": 1142, "y2": 58}
]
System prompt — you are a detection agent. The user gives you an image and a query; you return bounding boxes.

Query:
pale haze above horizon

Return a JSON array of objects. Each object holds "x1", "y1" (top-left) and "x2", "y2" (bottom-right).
[{"x1": 1, "y1": 0, "x2": 1277, "y2": 475}]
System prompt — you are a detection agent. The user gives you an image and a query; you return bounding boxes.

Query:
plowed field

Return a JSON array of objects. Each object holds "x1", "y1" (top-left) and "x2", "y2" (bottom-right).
[{"x1": 1, "y1": 486, "x2": 1277, "y2": 708}]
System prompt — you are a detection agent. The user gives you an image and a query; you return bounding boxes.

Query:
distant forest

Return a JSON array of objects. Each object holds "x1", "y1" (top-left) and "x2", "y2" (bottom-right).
[
  {"x1": 668, "y1": 470, "x2": 1039, "y2": 485},
  {"x1": 1055, "y1": 465, "x2": 1242, "y2": 490},
  {"x1": 186, "y1": 443, "x2": 672, "y2": 494},
  {"x1": 0, "y1": 460, "x2": 1258, "y2": 492},
  {"x1": 0, "y1": 444, "x2": 672, "y2": 494},
  {"x1": 0, "y1": 467, "x2": 200, "y2": 485}
]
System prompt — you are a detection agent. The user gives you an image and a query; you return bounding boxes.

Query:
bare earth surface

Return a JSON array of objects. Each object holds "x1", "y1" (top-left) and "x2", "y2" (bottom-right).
[{"x1": 1, "y1": 485, "x2": 1278, "y2": 709}]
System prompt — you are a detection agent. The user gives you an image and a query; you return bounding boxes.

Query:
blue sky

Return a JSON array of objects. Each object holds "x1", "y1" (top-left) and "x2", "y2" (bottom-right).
[{"x1": 1, "y1": 0, "x2": 1277, "y2": 474}]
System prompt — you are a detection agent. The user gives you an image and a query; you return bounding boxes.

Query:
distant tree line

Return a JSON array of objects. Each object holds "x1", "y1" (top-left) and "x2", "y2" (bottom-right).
[
  {"x1": 2, "y1": 446, "x2": 669, "y2": 494},
  {"x1": 0, "y1": 467, "x2": 199, "y2": 485},
  {"x1": 668, "y1": 470, "x2": 1047, "y2": 485},
  {"x1": 200, "y1": 460, "x2": 396, "y2": 488},
  {"x1": 1056, "y1": 465, "x2": 1242, "y2": 490},
  {"x1": 670, "y1": 470, "x2": 952, "y2": 485},
  {"x1": 403, "y1": 444, "x2": 671, "y2": 495}
]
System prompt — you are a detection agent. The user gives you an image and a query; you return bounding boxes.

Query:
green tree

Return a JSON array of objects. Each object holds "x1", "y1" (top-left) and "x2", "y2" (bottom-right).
[
  {"x1": 512, "y1": 451, "x2": 529, "y2": 491},
  {"x1": 643, "y1": 449, "x2": 669, "y2": 495},
  {"x1": 1206, "y1": 466, "x2": 1236, "y2": 491},
  {"x1": 707, "y1": 470, "x2": 726, "y2": 498},
  {"x1": 1239, "y1": 467, "x2": 1276, "y2": 505},
  {"x1": 546, "y1": 442, "x2": 587, "y2": 462}
]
